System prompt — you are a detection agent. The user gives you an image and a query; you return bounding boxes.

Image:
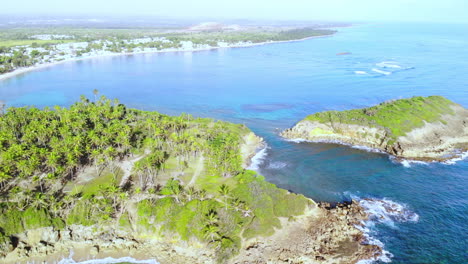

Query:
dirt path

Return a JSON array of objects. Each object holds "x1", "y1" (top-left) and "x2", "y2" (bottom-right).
[
  {"x1": 188, "y1": 155, "x2": 205, "y2": 186},
  {"x1": 119, "y1": 152, "x2": 149, "y2": 187}
]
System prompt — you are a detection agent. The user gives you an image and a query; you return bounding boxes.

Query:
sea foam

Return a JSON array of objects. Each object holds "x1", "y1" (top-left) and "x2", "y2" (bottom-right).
[
  {"x1": 443, "y1": 151, "x2": 468, "y2": 165},
  {"x1": 376, "y1": 61, "x2": 402, "y2": 69},
  {"x1": 267, "y1": 161, "x2": 287, "y2": 169},
  {"x1": 371, "y1": 68, "x2": 392, "y2": 75},
  {"x1": 247, "y1": 145, "x2": 268, "y2": 170},
  {"x1": 348, "y1": 195, "x2": 419, "y2": 263},
  {"x1": 354, "y1": 71, "x2": 368, "y2": 75}
]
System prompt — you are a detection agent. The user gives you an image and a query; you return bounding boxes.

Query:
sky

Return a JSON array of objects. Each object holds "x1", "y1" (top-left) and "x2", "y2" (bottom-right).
[{"x1": 2, "y1": 0, "x2": 468, "y2": 23}]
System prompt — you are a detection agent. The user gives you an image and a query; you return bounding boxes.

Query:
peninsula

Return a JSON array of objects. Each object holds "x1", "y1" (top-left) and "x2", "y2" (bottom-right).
[
  {"x1": 281, "y1": 96, "x2": 468, "y2": 162},
  {"x1": 0, "y1": 96, "x2": 380, "y2": 263}
]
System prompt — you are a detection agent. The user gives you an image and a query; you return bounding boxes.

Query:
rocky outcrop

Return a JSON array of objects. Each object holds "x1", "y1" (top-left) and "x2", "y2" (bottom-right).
[
  {"x1": 231, "y1": 201, "x2": 380, "y2": 264},
  {"x1": 281, "y1": 101, "x2": 468, "y2": 162},
  {"x1": 240, "y1": 132, "x2": 266, "y2": 168},
  {"x1": 1, "y1": 201, "x2": 379, "y2": 264},
  {"x1": 2, "y1": 225, "x2": 217, "y2": 264}
]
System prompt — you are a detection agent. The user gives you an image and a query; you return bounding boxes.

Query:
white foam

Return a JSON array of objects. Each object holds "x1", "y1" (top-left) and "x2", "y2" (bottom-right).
[
  {"x1": 267, "y1": 161, "x2": 287, "y2": 169},
  {"x1": 351, "y1": 144, "x2": 385, "y2": 154},
  {"x1": 397, "y1": 158, "x2": 430, "y2": 168},
  {"x1": 348, "y1": 195, "x2": 419, "y2": 263},
  {"x1": 355, "y1": 71, "x2": 368, "y2": 75},
  {"x1": 376, "y1": 61, "x2": 402, "y2": 69},
  {"x1": 371, "y1": 68, "x2": 392, "y2": 75},
  {"x1": 359, "y1": 198, "x2": 419, "y2": 225},
  {"x1": 284, "y1": 137, "x2": 310, "y2": 143},
  {"x1": 285, "y1": 138, "x2": 385, "y2": 154},
  {"x1": 247, "y1": 145, "x2": 268, "y2": 170},
  {"x1": 443, "y1": 151, "x2": 468, "y2": 165},
  {"x1": 58, "y1": 256, "x2": 159, "y2": 264}
]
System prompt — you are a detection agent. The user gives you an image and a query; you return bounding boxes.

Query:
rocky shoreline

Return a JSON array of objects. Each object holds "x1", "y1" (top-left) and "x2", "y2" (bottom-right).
[
  {"x1": 281, "y1": 97, "x2": 468, "y2": 162},
  {"x1": 1, "y1": 200, "x2": 380, "y2": 264}
]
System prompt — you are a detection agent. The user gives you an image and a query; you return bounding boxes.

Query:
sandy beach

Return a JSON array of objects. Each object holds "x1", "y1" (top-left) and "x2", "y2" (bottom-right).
[{"x1": 0, "y1": 35, "x2": 330, "y2": 82}]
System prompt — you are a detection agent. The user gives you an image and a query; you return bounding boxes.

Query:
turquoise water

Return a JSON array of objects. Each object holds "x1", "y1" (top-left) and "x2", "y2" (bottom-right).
[{"x1": 1, "y1": 23, "x2": 467, "y2": 263}]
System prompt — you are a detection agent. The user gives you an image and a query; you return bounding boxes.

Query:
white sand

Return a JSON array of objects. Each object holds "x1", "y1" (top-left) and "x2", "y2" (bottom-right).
[{"x1": 0, "y1": 35, "x2": 329, "y2": 82}]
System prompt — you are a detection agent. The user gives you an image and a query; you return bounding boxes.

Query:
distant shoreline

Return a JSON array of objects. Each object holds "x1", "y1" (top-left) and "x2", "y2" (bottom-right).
[{"x1": 0, "y1": 34, "x2": 332, "y2": 82}]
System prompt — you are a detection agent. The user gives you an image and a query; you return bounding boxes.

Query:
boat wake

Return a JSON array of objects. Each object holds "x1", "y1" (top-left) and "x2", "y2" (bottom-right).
[{"x1": 347, "y1": 195, "x2": 419, "y2": 263}]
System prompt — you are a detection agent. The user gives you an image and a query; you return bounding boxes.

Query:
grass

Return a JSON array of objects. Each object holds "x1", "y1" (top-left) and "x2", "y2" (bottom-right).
[
  {"x1": 304, "y1": 96, "x2": 456, "y2": 143},
  {"x1": 73, "y1": 167, "x2": 123, "y2": 198}
]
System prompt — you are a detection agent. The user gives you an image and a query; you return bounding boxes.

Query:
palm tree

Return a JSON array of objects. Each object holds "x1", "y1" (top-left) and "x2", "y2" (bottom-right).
[
  {"x1": 169, "y1": 180, "x2": 183, "y2": 203},
  {"x1": 206, "y1": 209, "x2": 218, "y2": 226},
  {"x1": 218, "y1": 184, "x2": 230, "y2": 209},
  {"x1": 0, "y1": 100, "x2": 5, "y2": 115},
  {"x1": 203, "y1": 224, "x2": 220, "y2": 243},
  {"x1": 93, "y1": 89, "x2": 99, "y2": 102},
  {"x1": 186, "y1": 186, "x2": 196, "y2": 201},
  {"x1": 198, "y1": 189, "x2": 207, "y2": 201}
]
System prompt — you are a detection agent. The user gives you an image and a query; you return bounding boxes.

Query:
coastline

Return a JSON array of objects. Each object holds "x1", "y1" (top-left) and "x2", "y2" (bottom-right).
[
  {"x1": 0, "y1": 34, "x2": 331, "y2": 82},
  {"x1": 3, "y1": 200, "x2": 381, "y2": 264}
]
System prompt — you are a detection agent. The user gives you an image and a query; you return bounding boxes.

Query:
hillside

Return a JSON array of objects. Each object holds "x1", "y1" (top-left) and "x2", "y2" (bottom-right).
[
  {"x1": 281, "y1": 96, "x2": 468, "y2": 161},
  {"x1": 0, "y1": 96, "x2": 379, "y2": 263}
]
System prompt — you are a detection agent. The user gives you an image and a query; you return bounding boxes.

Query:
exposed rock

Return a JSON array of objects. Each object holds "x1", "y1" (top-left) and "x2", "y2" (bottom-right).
[
  {"x1": 230, "y1": 201, "x2": 381, "y2": 264},
  {"x1": 281, "y1": 96, "x2": 468, "y2": 162},
  {"x1": 0, "y1": 201, "x2": 379, "y2": 264}
]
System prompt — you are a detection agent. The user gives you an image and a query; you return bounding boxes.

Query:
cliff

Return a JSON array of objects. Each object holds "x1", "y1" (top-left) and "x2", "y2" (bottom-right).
[
  {"x1": 281, "y1": 96, "x2": 468, "y2": 161},
  {"x1": 0, "y1": 96, "x2": 379, "y2": 263}
]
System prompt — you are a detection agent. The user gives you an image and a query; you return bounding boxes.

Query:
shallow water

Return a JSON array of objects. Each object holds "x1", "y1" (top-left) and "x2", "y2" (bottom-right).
[{"x1": 2, "y1": 22, "x2": 467, "y2": 263}]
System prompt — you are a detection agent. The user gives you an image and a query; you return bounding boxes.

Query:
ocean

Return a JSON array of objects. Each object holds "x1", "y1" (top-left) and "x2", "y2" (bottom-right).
[{"x1": 1, "y1": 22, "x2": 467, "y2": 263}]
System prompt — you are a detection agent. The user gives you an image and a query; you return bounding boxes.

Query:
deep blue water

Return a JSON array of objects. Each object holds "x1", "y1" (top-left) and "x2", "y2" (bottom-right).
[{"x1": 1, "y1": 23, "x2": 467, "y2": 264}]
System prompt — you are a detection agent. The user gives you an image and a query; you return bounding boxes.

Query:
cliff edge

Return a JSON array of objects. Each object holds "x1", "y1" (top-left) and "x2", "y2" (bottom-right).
[{"x1": 281, "y1": 96, "x2": 468, "y2": 161}]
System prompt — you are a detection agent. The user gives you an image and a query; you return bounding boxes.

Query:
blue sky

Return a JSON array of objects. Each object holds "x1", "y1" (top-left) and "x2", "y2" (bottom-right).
[{"x1": 3, "y1": 0, "x2": 468, "y2": 23}]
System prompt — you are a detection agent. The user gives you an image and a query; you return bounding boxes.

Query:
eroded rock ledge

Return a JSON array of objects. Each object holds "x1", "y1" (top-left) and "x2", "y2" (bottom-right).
[
  {"x1": 281, "y1": 96, "x2": 468, "y2": 162},
  {"x1": 2, "y1": 201, "x2": 380, "y2": 264},
  {"x1": 232, "y1": 200, "x2": 380, "y2": 264}
]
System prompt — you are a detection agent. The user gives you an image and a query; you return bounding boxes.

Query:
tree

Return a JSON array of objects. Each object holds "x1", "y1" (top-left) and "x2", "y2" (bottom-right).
[
  {"x1": 218, "y1": 184, "x2": 230, "y2": 209},
  {"x1": 93, "y1": 89, "x2": 99, "y2": 102},
  {"x1": 203, "y1": 224, "x2": 220, "y2": 243},
  {"x1": 0, "y1": 100, "x2": 5, "y2": 115}
]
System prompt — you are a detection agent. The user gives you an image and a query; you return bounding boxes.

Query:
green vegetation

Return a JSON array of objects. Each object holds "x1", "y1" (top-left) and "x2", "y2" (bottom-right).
[
  {"x1": 304, "y1": 96, "x2": 456, "y2": 143},
  {"x1": 0, "y1": 26, "x2": 335, "y2": 75},
  {"x1": 164, "y1": 28, "x2": 335, "y2": 44},
  {"x1": 0, "y1": 95, "x2": 310, "y2": 261}
]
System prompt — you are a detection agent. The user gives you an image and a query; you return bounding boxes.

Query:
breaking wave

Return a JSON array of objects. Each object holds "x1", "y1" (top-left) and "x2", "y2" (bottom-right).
[
  {"x1": 371, "y1": 68, "x2": 392, "y2": 75},
  {"x1": 392, "y1": 158, "x2": 430, "y2": 168},
  {"x1": 376, "y1": 61, "x2": 402, "y2": 69},
  {"x1": 347, "y1": 195, "x2": 419, "y2": 263},
  {"x1": 443, "y1": 151, "x2": 468, "y2": 165},
  {"x1": 355, "y1": 70, "x2": 368, "y2": 75},
  {"x1": 285, "y1": 138, "x2": 385, "y2": 154},
  {"x1": 247, "y1": 144, "x2": 268, "y2": 170}
]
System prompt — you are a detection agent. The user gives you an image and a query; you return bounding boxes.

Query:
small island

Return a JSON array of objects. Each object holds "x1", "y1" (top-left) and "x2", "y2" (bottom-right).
[
  {"x1": 0, "y1": 96, "x2": 380, "y2": 263},
  {"x1": 281, "y1": 96, "x2": 468, "y2": 162}
]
